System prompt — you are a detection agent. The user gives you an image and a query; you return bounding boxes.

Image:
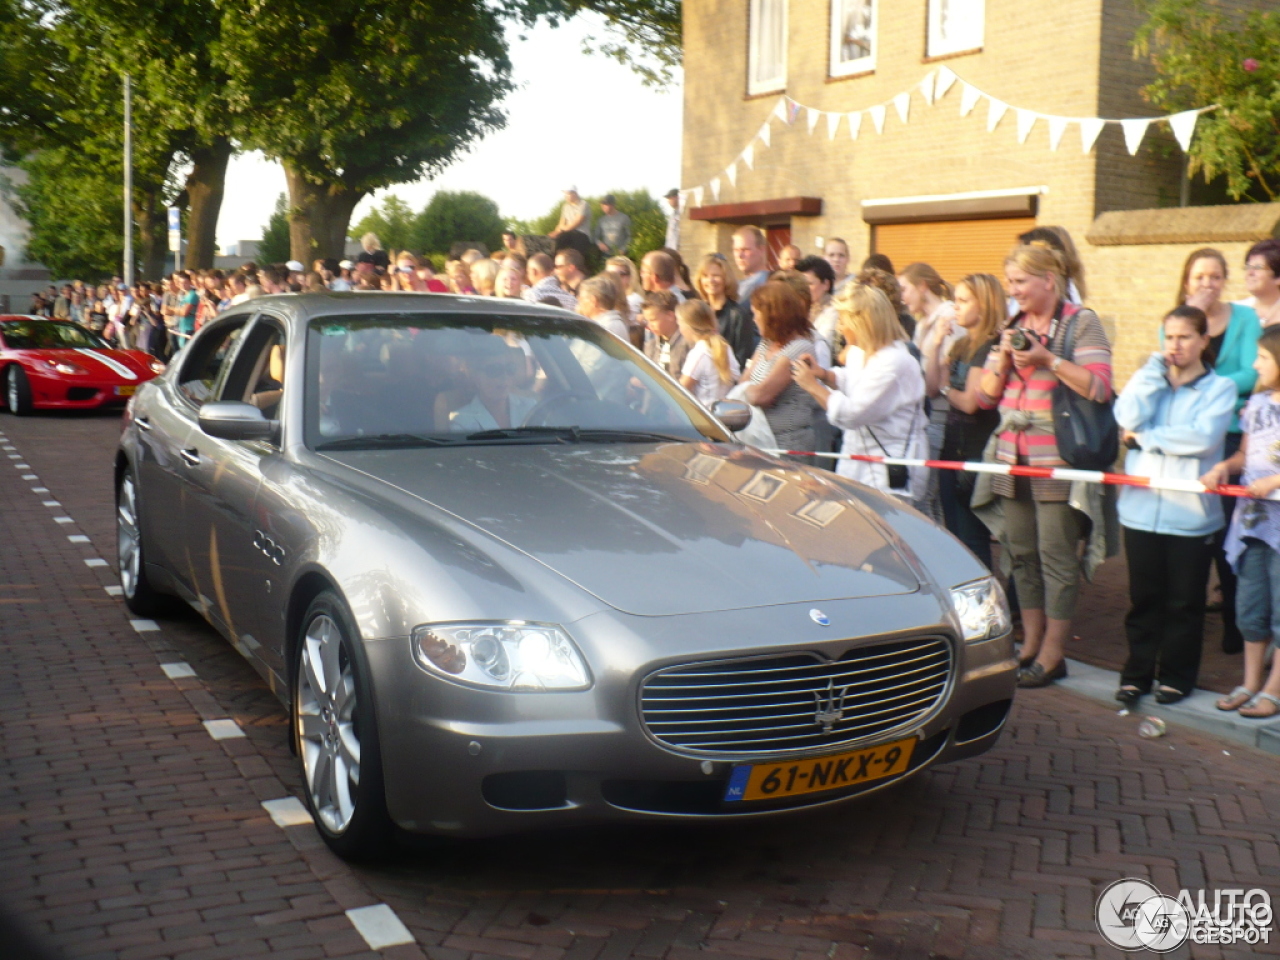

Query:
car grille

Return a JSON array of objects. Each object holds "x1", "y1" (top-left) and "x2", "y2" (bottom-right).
[{"x1": 640, "y1": 638, "x2": 953, "y2": 755}]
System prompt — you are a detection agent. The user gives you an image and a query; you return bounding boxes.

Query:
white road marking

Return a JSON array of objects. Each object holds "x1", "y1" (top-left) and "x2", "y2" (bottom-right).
[
  {"x1": 7, "y1": 454, "x2": 19, "y2": 459},
  {"x1": 42, "y1": 500, "x2": 60, "y2": 507},
  {"x1": 67, "y1": 535, "x2": 89, "y2": 543},
  {"x1": 31, "y1": 487, "x2": 48, "y2": 493},
  {"x1": 84, "y1": 558, "x2": 108, "y2": 568},
  {"x1": 21, "y1": 475, "x2": 37, "y2": 481},
  {"x1": 345, "y1": 905, "x2": 415, "y2": 950},
  {"x1": 104, "y1": 585, "x2": 123, "y2": 596},
  {"x1": 261, "y1": 797, "x2": 313, "y2": 827},
  {"x1": 54, "y1": 516, "x2": 73, "y2": 524},
  {"x1": 129, "y1": 619, "x2": 159, "y2": 632},
  {"x1": 14, "y1": 463, "x2": 29, "y2": 469},
  {"x1": 203, "y1": 719, "x2": 245, "y2": 740},
  {"x1": 161, "y1": 662, "x2": 196, "y2": 680}
]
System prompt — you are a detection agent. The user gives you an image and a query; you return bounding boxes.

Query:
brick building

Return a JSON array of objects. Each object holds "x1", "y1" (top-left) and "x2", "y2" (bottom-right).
[{"x1": 678, "y1": 0, "x2": 1280, "y2": 384}]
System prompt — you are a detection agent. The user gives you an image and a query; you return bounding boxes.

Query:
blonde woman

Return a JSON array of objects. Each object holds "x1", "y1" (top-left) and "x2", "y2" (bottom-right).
[
  {"x1": 606, "y1": 255, "x2": 645, "y2": 319},
  {"x1": 469, "y1": 258, "x2": 498, "y2": 297},
  {"x1": 693, "y1": 253, "x2": 759, "y2": 368},
  {"x1": 925, "y1": 273, "x2": 1007, "y2": 567},
  {"x1": 792, "y1": 284, "x2": 928, "y2": 503},
  {"x1": 676, "y1": 299, "x2": 740, "y2": 405}
]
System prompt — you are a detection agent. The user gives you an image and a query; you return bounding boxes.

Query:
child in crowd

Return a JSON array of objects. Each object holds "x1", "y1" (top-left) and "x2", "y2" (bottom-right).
[
  {"x1": 1202, "y1": 326, "x2": 1280, "y2": 717},
  {"x1": 676, "y1": 299, "x2": 739, "y2": 406}
]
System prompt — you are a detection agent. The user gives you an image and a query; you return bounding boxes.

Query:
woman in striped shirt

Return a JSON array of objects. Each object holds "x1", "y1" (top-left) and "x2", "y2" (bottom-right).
[{"x1": 977, "y1": 244, "x2": 1114, "y2": 688}]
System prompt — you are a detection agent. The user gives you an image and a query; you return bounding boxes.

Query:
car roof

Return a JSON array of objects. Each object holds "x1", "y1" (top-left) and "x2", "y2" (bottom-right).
[
  {"x1": 0, "y1": 315, "x2": 51, "y2": 324},
  {"x1": 222, "y1": 291, "x2": 583, "y2": 334}
]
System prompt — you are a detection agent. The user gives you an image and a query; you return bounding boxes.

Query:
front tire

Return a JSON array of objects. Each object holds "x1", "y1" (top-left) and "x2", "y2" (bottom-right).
[
  {"x1": 117, "y1": 468, "x2": 167, "y2": 615},
  {"x1": 293, "y1": 591, "x2": 390, "y2": 859},
  {"x1": 6, "y1": 365, "x2": 32, "y2": 415}
]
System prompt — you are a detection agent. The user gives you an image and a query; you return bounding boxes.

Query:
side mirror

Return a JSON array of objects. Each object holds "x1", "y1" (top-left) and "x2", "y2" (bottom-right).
[
  {"x1": 198, "y1": 401, "x2": 278, "y2": 442},
  {"x1": 711, "y1": 399, "x2": 752, "y2": 433}
]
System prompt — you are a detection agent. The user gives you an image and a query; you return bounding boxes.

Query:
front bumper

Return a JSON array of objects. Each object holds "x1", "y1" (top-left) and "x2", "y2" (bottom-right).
[
  {"x1": 367, "y1": 596, "x2": 1016, "y2": 836},
  {"x1": 29, "y1": 372, "x2": 144, "y2": 409}
]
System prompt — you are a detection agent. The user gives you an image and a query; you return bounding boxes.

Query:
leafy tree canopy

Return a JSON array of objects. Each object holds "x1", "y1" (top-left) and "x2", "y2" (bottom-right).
[
  {"x1": 1135, "y1": 0, "x2": 1280, "y2": 200},
  {"x1": 351, "y1": 195, "x2": 417, "y2": 254},
  {"x1": 413, "y1": 191, "x2": 505, "y2": 256},
  {"x1": 257, "y1": 193, "x2": 291, "y2": 265},
  {"x1": 16, "y1": 145, "x2": 122, "y2": 278}
]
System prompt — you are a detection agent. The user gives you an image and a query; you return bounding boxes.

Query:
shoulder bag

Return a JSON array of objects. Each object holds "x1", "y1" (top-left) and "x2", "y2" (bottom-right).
[{"x1": 1052, "y1": 308, "x2": 1119, "y2": 470}]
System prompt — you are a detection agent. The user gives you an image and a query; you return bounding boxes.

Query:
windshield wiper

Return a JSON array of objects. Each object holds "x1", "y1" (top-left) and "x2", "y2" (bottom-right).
[
  {"x1": 315, "y1": 433, "x2": 456, "y2": 451},
  {"x1": 570, "y1": 429, "x2": 692, "y2": 443},
  {"x1": 462, "y1": 427, "x2": 579, "y2": 444}
]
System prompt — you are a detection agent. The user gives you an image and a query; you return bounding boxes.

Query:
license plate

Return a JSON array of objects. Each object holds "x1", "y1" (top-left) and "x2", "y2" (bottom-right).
[
  {"x1": 723, "y1": 736, "x2": 916, "y2": 802},
  {"x1": 115, "y1": 385, "x2": 136, "y2": 396}
]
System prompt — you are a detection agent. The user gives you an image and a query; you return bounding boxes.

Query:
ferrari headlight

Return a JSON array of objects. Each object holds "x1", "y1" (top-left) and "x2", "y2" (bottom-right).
[
  {"x1": 950, "y1": 577, "x2": 1011, "y2": 643},
  {"x1": 149, "y1": 359, "x2": 166, "y2": 374},
  {"x1": 411, "y1": 621, "x2": 591, "y2": 690}
]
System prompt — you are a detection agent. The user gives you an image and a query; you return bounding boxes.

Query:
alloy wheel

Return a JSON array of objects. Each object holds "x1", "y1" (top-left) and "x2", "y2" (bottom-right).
[
  {"x1": 6, "y1": 369, "x2": 17, "y2": 411},
  {"x1": 117, "y1": 475, "x2": 141, "y2": 598},
  {"x1": 296, "y1": 614, "x2": 362, "y2": 834}
]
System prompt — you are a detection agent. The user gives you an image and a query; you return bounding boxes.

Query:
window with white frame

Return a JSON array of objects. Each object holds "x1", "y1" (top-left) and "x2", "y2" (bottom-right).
[
  {"x1": 748, "y1": 0, "x2": 787, "y2": 95},
  {"x1": 927, "y1": 0, "x2": 984, "y2": 57},
  {"x1": 830, "y1": 0, "x2": 876, "y2": 77}
]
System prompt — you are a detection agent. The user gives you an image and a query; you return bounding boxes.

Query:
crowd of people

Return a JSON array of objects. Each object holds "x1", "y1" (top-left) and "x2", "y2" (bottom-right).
[{"x1": 23, "y1": 209, "x2": 1280, "y2": 716}]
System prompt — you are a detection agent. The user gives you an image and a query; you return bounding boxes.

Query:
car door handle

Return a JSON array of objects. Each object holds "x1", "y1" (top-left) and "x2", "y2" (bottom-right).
[
  {"x1": 135, "y1": 414, "x2": 152, "y2": 432},
  {"x1": 179, "y1": 447, "x2": 200, "y2": 467}
]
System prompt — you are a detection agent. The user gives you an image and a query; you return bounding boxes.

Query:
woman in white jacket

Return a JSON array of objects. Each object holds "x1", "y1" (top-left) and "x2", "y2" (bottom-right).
[
  {"x1": 1114, "y1": 304, "x2": 1236, "y2": 707},
  {"x1": 792, "y1": 283, "x2": 928, "y2": 505}
]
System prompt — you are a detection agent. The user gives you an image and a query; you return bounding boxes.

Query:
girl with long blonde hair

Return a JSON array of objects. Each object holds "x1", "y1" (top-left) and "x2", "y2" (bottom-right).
[{"x1": 676, "y1": 299, "x2": 739, "y2": 405}]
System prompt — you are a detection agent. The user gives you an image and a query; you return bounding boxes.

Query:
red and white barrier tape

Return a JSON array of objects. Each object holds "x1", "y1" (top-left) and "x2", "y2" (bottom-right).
[{"x1": 763, "y1": 449, "x2": 1273, "y2": 500}]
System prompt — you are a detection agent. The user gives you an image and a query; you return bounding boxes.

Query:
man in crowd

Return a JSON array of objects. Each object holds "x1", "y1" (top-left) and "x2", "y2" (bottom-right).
[
  {"x1": 52, "y1": 285, "x2": 73, "y2": 320},
  {"x1": 523, "y1": 253, "x2": 578, "y2": 311},
  {"x1": 593, "y1": 195, "x2": 631, "y2": 256},
  {"x1": 553, "y1": 249, "x2": 587, "y2": 299},
  {"x1": 258, "y1": 265, "x2": 290, "y2": 295},
  {"x1": 664, "y1": 189, "x2": 681, "y2": 251},
  {"x1": 733, "y1": 226, "x2": 772, "y2": 309},
  {"x1": 642, "y1": 290, "x2": 688, "y2": 378},
  {"x1": 778, "y1": 244, "x2": 802, "y2": 271},
  {"x1": 549, "y1": 186, "x2": 592, "y2": 251},
  {"x1": 576, "y1": 276, "x2": 629, "y2": 340},
  {"x1": 174, "y1": 273, "x2": 199, "y2": 349},
  {"x1": 640, "y1": 250, "x2": 686, "y2": 303}
]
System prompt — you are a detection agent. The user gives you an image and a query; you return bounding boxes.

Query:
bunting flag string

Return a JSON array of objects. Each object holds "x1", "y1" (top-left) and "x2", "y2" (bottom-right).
[{"x1": 682, "y1": 68, "x2": 1215, "y2": 209}]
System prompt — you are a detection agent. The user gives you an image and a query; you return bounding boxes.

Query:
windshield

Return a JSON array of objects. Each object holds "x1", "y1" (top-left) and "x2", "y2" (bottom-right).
[
  {"x1": 305, "y1": 313, "x2": 730, "y2": 449},
  {"x1": 1, "y1": 321, "x2": 109, "y2": 350}
]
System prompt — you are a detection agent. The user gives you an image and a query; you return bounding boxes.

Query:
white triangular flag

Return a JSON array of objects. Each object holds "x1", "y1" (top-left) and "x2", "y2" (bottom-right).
[
  {"x1": 725, "y1": 162, "x2": 737, "y2": 186},
  {"x1": 1047, "y1": 116, "x2": 1069, "y2": 151},
  {"x1": 1168, "y1": 109, "x2": 1200, "y2": 152},
  {"x1": 1079, "y1": 117, "x2": 1106, "y2": 153},
  {"x1": 710, "y1": 177, "x2": 721, "y2": 201},
  {"x1": 692, "y1": 186, "x2": 704, "y2": 208},
  {"x1": 960, "y1": 82, "x2": 981, "y2": 117},
  {"x1": 1120, "y1": 118, "x2": 1151, "y2": 155},
  {"x1": 893, "y1": 93, "x2": 911, "y2": 124},
  {"x1": 772, "y1": 98, "x2": 788, "y2": 122},
  {"x1": 870, "y1": 104, "x2": 886, "y2": 133},
  {"x1": 986, "y1": 98, "x2": 1008, "y2": 132},
  {"x1": 1016, "y1": 109, "x2": 1037, "y2": 144},
  {"x1": 935, "y1": 65, "x2": 957, "y2": 99},
  {"x1": 919, "y1": 72, "x2": 936, "y2": 105},
  {"x1": 807, "y1": 108, "x2": 821, "y2": 135},
  {"x1": 741, "y1": 144, "x2": 754, "y2": 169},
  {"x1": 758, "y1": 122, "x2": 771, "y2": 147},
  {"x1": 848, "y1": 111, "x2": 862, "y2": 140},
  {"x1": 826, "y1": 111, "x2": 842, "y2": 139}
]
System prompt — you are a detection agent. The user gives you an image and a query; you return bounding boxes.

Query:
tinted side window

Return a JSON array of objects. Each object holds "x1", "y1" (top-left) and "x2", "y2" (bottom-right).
[{"x1": 177, "y1": 320, "x2": 247, "y2": 406}]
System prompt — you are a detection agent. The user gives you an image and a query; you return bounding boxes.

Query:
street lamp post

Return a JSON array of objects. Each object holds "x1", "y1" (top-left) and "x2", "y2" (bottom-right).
[{"x1": 123, "y1": 73, "x2": 133, "y2": 287}]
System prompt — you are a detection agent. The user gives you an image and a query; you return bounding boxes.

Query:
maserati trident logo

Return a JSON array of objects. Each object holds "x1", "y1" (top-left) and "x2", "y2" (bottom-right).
[
  {"x1": 813, "y1": 679, "x2": 847, "y2": 734},
  {"x1": 809, "y1": 608, "x2": 831, "y2": 626}
]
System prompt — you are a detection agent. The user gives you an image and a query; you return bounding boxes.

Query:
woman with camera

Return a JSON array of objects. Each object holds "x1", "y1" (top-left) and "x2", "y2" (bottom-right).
[
  {"x1": 792, "y1": 284, "x2": 928, "y2": 505},
  {"x1": 977, "y1": 244, "x2": 1114, "y2": 688}
]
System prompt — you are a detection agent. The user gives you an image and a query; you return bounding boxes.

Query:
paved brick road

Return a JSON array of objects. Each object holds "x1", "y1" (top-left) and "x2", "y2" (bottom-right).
[{"x1": 1, "y1": 410, "x2": 1278, "y2": 960}]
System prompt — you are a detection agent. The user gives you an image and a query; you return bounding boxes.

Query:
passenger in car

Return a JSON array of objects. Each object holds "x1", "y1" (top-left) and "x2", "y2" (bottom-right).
[
  {"x1": 250, "y1": 343, "x2": 285, "y2": 418},
  {"x1": 449, "y1": 338, "x2": 538, "y2": 432}
]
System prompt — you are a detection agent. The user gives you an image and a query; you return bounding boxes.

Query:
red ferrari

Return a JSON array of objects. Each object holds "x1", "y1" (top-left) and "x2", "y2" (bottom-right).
[{"x1": 0, "y1": 316, "x2": 165, "y2": 415}]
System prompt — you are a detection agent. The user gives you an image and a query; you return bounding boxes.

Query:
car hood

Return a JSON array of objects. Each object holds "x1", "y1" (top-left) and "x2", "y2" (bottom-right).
[
  {"x1": 23, "y1": 347, "x2": 153, "y2": 380},
  {"x1": 325, "y1": 442, "x2": 921, "y2": 616}
]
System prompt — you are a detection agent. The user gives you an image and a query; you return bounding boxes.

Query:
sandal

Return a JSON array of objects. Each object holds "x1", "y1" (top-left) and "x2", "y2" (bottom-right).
[
  {"x1": 1216, "y1": 686, "x2": 1257, "y2": 712},
  {"x1": 1239, "y1": 692, "x2": 1280, "y2": 719},
  {"x1": 1115, "y1": 685, "x2": 1143, "y2": 708}
]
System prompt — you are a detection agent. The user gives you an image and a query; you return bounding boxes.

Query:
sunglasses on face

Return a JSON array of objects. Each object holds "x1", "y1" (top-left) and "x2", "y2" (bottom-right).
[{"x1": 478, "y1": 362, "x2": 517, "y2": 378}]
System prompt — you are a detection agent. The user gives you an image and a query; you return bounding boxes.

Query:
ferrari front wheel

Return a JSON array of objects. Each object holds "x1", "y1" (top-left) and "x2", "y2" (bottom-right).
[{"x1": 5, "y1": 365, "x2": 32, "y2": 416}]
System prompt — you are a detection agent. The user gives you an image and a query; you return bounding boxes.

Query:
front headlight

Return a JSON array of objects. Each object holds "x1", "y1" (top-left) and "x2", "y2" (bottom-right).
[
  {"x1": 411, "y1": 621, "x2": 592, "y2": 691},
  {"x1": 149, "y1": 359, "x2": 166, "y2": 374},
  {"x1": 950, "y1": 577, "x2": 1011, "y2": 642}
]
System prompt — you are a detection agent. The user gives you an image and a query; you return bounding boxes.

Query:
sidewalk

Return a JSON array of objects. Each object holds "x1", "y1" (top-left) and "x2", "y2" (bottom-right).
[{"x1": 1037, "y1": 552, "x2": 1280, "y2": 756}]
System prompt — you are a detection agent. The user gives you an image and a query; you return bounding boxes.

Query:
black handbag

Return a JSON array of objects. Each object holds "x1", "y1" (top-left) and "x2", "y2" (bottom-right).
[{"x1": 1052, "y1": 309, "x2": 1119, "y2": 470}]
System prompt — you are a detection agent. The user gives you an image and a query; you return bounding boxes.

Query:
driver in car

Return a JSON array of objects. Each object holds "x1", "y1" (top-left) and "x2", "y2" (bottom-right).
[{"x1": 449, "y1": 337, "x2": 538, "y2": 433}]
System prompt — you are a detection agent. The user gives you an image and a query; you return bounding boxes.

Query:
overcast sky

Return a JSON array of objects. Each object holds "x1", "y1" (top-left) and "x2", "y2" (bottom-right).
[{"x1": 215, "y1": 15, "x2": 683, "y2": 251}]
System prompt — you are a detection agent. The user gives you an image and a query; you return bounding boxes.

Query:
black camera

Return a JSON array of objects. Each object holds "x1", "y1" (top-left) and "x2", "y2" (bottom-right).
[{"x1": 1009, "y1": 328, "x2": 1032, "y2": 351}]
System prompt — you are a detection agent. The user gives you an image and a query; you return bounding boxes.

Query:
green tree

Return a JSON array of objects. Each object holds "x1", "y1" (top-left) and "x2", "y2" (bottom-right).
[
  {"x1": 1135, "y1": 0, "x2": 1280, "y2": 200},
  {"x1": 257, "y1": 193, "x2": 291, "y2": 265},
  {"x1": 351, "y1": 195, "x2": 417, "y2": 253},
  {"x1": 516, "y1": 1, "x2": 681, "y2": 87},
  {"x1": 16, "y1": 146, "x2": 123, "y2": 279},
  {"x1": 412, "y1": 191, "x2": 505, "y2": 256}
]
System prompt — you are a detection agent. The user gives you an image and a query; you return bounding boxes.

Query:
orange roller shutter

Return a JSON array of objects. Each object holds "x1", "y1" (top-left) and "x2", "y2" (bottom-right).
[{"x1": 872, "y1": 218, "x2": 1037, "y2": 285}]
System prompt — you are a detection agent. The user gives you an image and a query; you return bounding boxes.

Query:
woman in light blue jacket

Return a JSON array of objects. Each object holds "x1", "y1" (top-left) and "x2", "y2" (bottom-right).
[{"x1": 1114, "y1": 305, "x2": 1236, "y2": 707}]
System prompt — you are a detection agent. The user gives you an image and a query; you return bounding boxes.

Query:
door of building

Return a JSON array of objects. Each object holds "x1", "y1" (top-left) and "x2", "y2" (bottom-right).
[
  {"x1": 765, "y1": 224, "x2": 791, "y2": 270},
  {"x1": 872, "y1": 217, "x2": 1037, "y2": 284}
]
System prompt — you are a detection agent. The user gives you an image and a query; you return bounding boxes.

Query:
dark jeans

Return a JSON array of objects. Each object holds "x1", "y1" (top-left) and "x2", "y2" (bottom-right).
[
  {"x1": 940, "y1": 470, "x2": 992, "y2": 570},
  {"x1": 1212, "y1": 432, "x2": 1244, "y2": 651},
  {"x1": 1122, "y1": 526, "x2": 1214, "y2": 695}
]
